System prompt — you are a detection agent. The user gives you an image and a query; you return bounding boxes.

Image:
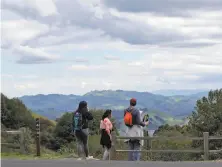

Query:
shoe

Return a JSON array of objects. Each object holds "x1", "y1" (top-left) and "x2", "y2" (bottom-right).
[
  {"x1": 86, "y1": 156, "x2": 94, "y2": 160},
  {"x1": 77, "y1": 158, "x2": 83, "y2": 161}
]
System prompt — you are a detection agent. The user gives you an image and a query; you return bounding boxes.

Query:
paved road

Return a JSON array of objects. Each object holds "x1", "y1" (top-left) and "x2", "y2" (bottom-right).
[{"x1": 2, "y1": 160, "x2": 222, "y2": 167}]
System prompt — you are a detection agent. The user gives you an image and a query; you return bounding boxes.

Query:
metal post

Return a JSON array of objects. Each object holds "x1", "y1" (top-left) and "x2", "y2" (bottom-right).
[
  {"x1": 203, "y1": 132, "x2": 209, "y2": 161},
  {"x1": 36, "y1": 118, "x2": 41, "y2": 156}
]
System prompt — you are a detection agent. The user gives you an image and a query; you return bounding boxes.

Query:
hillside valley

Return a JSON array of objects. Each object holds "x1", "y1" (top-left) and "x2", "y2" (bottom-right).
[{"x1": 18, "y1": 90, "x2": 208, "y2": 130}]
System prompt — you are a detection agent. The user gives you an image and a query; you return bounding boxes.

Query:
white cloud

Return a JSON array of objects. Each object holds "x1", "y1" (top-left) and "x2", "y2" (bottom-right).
[
  {"x1": 21, "y1": 75, "x2": 39, "y2": 79},
  {"x1": 128, "y1": 61, "x2": 145, "y2": 66},
  {"x1": 102, "y1": 81, "x2": 113, "y2": 89},
  {"x1": 14, "y1": 83, "x2": 38, "y2": 90},
  {"x1": 1, "y1": 0, "x2": 222, "y2": 97},
  {"x1": 81, "y1": 82, "x2": 87, "y2": 88},
  {"x1": 104, "y1": 55, "x2": 120, "y2": 61},
  {"x1": 13, "y1": 46, "x2": 59, "y2": 64},
  {"x1": 74, "y1": 57, "x2": 89, "y2": 63},
  {"x1": 2, "y1": 74, "x2": 13, "y2": 78},
  {"x1": 2, "y1": 0, "x2": 58, "y2": 17},
  {"x1": 1, "y1": 19, "x2": 49, "y2": 47},
  {"x1": 69, "y1": 64, "x2": 104, "y2": 71}
]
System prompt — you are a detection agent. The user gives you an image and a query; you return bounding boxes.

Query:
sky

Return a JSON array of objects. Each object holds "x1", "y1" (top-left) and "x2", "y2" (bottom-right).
[{"x1": 1, "y1": 0, "x2": 222, "y2": 98}]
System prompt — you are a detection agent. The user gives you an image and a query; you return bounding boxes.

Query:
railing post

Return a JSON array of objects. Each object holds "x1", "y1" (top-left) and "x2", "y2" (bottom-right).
[
  {"x1": 110, "y1": 131, "x2": 117, "y2": 160},
  {"x1": 203, "y1": 132, "x2": 209, "y2": 161},
  {"x1": 144, "y1": 130, "x2": 150, "y2": 160},
  {"x1": 20, "y1": 128, "x2": 25, "y2": 154},
  {"x1": 36, "y1": 118, "x2": 41, "y2": 156}
]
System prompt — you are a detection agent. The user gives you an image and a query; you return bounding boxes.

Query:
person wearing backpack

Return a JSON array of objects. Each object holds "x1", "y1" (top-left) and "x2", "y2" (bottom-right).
[
  {"x1": 124, "y1": 98, "x2": 149, "y2": 161},
  {"x1": 72, "y1": 101, "x2": 93, "y2": 160}
]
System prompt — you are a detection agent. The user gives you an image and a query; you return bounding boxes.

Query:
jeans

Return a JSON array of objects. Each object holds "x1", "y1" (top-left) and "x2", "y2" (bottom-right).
[
  {"x1": 102, "y1": 146, "x2": 110, "y2": 160},
  {"x1": 75, "y1": 128, "x2": 89, "y2": 158},
  {"x1": 128, "y1": 140, "x2": 141, "y2": 161}
]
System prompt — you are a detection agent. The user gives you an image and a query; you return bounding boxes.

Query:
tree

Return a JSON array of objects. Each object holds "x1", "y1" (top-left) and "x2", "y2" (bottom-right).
[
  {"x1": 53, "y1": 112, "x2": 73, "y2": 145},
  {"x1": 1, "y1": 94, "x2": 35, "y2": 130},
  {"x1": 188, "y1": 89, "x2": 222, "y2": 160}
]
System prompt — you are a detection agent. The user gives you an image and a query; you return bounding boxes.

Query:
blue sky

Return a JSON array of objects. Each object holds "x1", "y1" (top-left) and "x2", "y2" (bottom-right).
[{"x1": 1, "y1": 0, "x2": 222, "y2": 98}]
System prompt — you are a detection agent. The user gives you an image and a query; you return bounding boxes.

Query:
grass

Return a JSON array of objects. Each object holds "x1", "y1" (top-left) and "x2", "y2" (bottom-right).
[
  {"x1": 1, "y1": 144, "x2": 78, "y2": 160},
  {"x1": 1, "y1": 151, "x2": 78, "y2": 160},
  {"x1": 1, "y1": 152, "x2": 63, "y2": 160}
]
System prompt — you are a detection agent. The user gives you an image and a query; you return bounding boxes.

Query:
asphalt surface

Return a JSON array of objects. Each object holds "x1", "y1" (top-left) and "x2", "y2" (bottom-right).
[{"x1": 1, "y1": 160, "x2": 222, "y2": 167}]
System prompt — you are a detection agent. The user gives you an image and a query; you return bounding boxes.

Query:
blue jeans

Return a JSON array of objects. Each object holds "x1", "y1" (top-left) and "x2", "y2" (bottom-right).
[{"x1": 128, "y1": 140, "x2": 141, "y2": 161}]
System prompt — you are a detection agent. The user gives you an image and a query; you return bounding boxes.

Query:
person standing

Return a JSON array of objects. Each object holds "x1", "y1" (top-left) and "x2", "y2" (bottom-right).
[
  {"x1": 124, "y1": 98, "x2": 149, "y2": 161},
  {"x1": 73, "y1": 101, "x2": 94, "y2": 160},
  {"x1": 100, "y1": 109, "x2": 113, "y2": 160}
]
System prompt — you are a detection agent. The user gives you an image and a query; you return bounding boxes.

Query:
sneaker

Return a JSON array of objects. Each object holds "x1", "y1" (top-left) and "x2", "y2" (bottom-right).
[
  {"x1": 77, "y1": 158, "x2": 83, "y2": 161},
  {"x1": 86, "y1": 156, "x2": 94, "y2": 160}
]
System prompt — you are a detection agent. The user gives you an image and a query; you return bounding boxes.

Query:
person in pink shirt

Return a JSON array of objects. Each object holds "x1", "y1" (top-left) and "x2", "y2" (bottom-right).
[{"x1": 100, "y1": 109, "x2": 113, "y2": 160}]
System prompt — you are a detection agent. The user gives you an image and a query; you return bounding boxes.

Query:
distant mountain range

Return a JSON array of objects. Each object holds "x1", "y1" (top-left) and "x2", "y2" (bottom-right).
[
  {"x1": 152, "y1": 89, "x2": 209, "y2": 96},
  {"x1": 18, "y1": 90, "x2": 209, "y2": 130}
]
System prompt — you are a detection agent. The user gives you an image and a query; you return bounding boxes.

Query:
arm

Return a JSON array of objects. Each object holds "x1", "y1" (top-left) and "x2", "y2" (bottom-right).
[
  {"x1": 136, "y1": 110, "x2": 145, "y2": 127},
  {"x1": 104, "y1": 118, "x2": 111, "y2": 135},
  {"x1": 86, "y1": 111, "x2": 93, "y2": 120},
  {"x1": 82, "y1": 108, "x2": 93, "y2": 120}
]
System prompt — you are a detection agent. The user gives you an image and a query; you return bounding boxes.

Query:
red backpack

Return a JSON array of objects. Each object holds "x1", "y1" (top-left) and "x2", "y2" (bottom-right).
[{"x1": 124, "y1": 109, "x2": 133, "y2": 127}]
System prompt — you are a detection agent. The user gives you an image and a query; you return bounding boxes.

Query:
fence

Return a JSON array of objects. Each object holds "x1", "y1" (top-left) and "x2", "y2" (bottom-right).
[
  {"x1": 110, "y1": 132, "x2": 222, "y2": 161},
  {"x1": 1, "y1": 128, "x2": 26, "y2": 154}
]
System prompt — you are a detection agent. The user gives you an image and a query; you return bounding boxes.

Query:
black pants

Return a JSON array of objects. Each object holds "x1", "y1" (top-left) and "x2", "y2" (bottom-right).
[{"x1": 75, "y1": 128, "x2": 89, "y2": 158}]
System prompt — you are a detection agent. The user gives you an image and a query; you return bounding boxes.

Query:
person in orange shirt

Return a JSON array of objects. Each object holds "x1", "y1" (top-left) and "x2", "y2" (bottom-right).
[{"x1": 100, "y1": 109, "x2": 113, "y2": 160}]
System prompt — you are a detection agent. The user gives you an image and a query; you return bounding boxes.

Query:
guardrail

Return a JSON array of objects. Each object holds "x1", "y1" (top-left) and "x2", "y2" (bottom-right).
[
  {"x1": 110, "y1": 132, "x2": 222, "y2": 161},
  {"x1": 1, "y1": 128, "x2": 26, "y2": 154}
]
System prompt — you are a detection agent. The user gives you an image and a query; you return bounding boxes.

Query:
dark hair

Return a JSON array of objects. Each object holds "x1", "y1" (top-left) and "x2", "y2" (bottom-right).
[
  {"x1": 130, "y1": 98, "x2": 137, "y2": 106},
  {"x1": 102, "y1": 109, "x2": 112, "y2": 120},
  {"x1": 76, "y1": 101, "x2": 87, "y2": 113}
]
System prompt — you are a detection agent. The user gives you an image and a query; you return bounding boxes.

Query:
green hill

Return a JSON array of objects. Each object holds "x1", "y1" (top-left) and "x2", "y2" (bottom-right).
[
  {"x1": 18, "y1": 90, "x2": 208, "y2": 129},
  {"x1": 19, "y1": 90, "x2": 207, "y2": 117}
]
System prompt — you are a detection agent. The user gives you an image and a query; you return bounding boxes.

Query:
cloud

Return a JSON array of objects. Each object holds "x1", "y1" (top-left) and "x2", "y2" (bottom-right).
[
  {"x1": 13, "y1": 46, "x2": 59, "y2": 64},
  {"x1": 128, "y1": 61, "x2": 145, "y2": 67},
  {"x1": 21, "y1": 75, "x2": 39, "y2": 79},
  {"x1": 2, "y1": 74, "x2": 13, "y2": 78},
  {"x1": 14, "y1": 83, "x2": 38, "y2": 90},
  {"x1": 1, "y1": 0, "x2": 58, "y2": 18},
  {"x1": 102, "y1": 81, "x2": 113, "y2": 89},
  {"x1": 103, "y1": 0, "x2": 222, "y2": 16},
  {"x1": 69, "y1": 64, "x2": 105, "y2": 71},
  {"x1": 195, "y1": 73, "x2": 222, "y2": 83},
  {"x1": 3, "y1": 0, "x2": 221, "y2": 49},
  {"x1": 81, "y1": 82, "x2": 87, "y2": 88},
  {"x1": 74, "y1": 57, "x2": 89, "y2": 63},
  {"x1": 1, "y1": 0, "x2": 222, "y2": 97},
  {"x1": 104, "y1": 55, "x2": 120, "y2": 61},
  {"x1": 1, "y1": 19, "x2": 49, "y2": 47}
]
